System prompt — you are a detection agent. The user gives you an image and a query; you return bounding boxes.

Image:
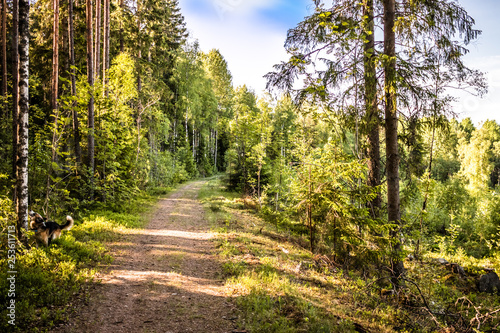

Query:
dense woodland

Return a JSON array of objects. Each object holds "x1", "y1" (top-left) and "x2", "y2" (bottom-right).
[{"x1": 1, "y1": 0, "x2": 500, "y2": 331}]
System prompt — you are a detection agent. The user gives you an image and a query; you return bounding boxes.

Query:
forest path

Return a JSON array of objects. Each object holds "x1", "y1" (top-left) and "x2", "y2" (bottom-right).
[{"x1": 53, "y1": 181, "x2": 237, "y2": 333}]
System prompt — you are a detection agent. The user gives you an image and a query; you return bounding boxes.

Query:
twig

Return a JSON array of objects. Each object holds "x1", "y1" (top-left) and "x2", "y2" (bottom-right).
[
  {"x1": 422, "y1": 306, "x2": 444, "y2": 330},
  {"x1": 401, "y1": 277, "x2": 431, "y2": 312},
  {"x1": 456, "y1": 296, "x2": 500, "y2": 331}
]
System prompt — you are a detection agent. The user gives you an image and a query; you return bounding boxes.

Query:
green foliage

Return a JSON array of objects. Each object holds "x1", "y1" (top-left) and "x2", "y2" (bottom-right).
[
  {"x1": 226, "y1": 86, "x2": 268, "y2": 193},
  {"x1": 2, "y1": 0, "x2": 500, "y2": 330},
  {"x1": 0, "y1": 194, "x2": 156, "y2": 331},
  {"x1": 0, "y1": 0, "x2": 228, "y2": 218},
  {"x1": 288, "y1": 140, "x2": 380, "y2": 257},
  {"x1": 176, "y1": 146, "x2": 198, "y2": 179},
  {"x1": 400, "y1": 120, "x2": 500, "y2": 259},
  {"x1": 201, "y1": 179, "x2": 432, "y2": 333}
]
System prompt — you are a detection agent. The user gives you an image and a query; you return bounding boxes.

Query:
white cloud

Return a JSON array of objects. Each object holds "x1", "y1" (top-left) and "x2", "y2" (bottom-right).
[
  {"x1": 453, "y1": 55, "x2": 500, "y2": 125},
  {"x1": 211, "y1": 0, "x2": 281, "y2": 20},
  {"x1": 182, "y1": 0, "x2": 500, "y2": 126},
  {"x1": 181, "y1": 0, "x2": 292, "y2": 95}
]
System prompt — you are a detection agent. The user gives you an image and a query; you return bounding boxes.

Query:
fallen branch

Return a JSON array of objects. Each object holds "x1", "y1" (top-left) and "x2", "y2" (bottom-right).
[{"x1": 456, "y1": 296, "x2": 500, "y2": 331}]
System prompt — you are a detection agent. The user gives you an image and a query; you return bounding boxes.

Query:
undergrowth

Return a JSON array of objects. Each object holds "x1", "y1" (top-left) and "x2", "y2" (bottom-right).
[
  {"x1": 0, "y1": 191, "x2": 160, "y2": 332},
  {"x1": 201, "y1": 178, "x2": 500, "y2": 332}
]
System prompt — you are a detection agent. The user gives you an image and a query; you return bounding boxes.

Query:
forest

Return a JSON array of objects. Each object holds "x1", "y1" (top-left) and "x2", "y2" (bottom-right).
[{"x1": 1, "y1": 0, "x2": 500, "y2": 331}]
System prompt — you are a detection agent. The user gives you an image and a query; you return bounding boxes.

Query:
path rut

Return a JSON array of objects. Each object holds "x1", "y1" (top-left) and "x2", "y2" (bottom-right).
[{"x1": 53, "y1": 181, "x2": 237, "y2": 333}]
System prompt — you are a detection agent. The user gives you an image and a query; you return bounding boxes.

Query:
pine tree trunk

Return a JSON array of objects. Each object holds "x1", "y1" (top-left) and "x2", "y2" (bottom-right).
[
  {"x1": 51, "y1": 0, "x2": 59, "y2": 111},
  {"x1": 11, "y1": 0, "x2": 19, "y2": 182},
  {"x1": 363, "y1": 0, "x2": 381, "y2": 220},
  {"x1": 136, "y1": 0, "x2": 143, "y2": 163},
  {"x1": 185, "y1": 96, "x2": 189, "y2": 144},
  {"x1": 136, "y1": 111, "x2": 142, "y2": 164},
  {"x1": 94, "y1": 0, "x2": 101, "y2": 80},
  {"x1": 257, "y1": 165, "x2": 261, "y2": 208},
  {"x1": 1, "y1": 0, "x2": 6, "y2": 107},
  {"x1": 103, "y1": 0, "x2": 110, "y2": 93},
  {"x1": 69, "y1": 0, "x2": 82, "y2": 163},
  {"x1": 17, "y1": 0, "x2": 29, "y2": 242},
  {"x1": 383, "y1": 0, "x2": 404, "y2": 285},
  {"x1": 215, "y1": 114, "x2": 218, "y2": 172},
  {"x1": 119, "y1": 0, "x2": 124, "y2": 52},
  {"x1": 46, "y1": 0, "x2": 60, "y2": 208},
  {"x1": 86, "y1": 0, "x2": 95, "y2": 200},
  {"x1": 137, "y1": 46, "x2": 143, "y2": 163}
]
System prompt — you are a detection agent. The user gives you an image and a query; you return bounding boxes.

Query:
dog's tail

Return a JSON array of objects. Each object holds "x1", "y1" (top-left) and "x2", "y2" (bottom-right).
[{"x1": 61, "y1": 215, "x2": 74, "y2": 231}]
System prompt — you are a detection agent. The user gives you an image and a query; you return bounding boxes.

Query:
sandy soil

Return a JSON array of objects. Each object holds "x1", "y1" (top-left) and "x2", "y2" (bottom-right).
[{"x1": 52, "y1": 181, "x2": 238, "y2": 333}]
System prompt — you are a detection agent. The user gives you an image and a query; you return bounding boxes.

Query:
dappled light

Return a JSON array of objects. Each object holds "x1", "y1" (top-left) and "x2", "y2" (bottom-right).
[
  {"x1": 49, "y1": 182, "x2": 236, "y2": 333},
  {"x1": 116, "y1": 228, "x2": 215, "y2": 240},
  {"x1": 2, "y1": 0, "x2": 500, "y2": 331}
]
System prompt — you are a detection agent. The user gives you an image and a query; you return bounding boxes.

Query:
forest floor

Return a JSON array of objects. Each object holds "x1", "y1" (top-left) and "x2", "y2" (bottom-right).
[
  {"x1": 48, "y1": 178, "x2": 500, "y2": 333},
  {"x1": 51, "y1": 180, "x2": 239, "y2": 333}
]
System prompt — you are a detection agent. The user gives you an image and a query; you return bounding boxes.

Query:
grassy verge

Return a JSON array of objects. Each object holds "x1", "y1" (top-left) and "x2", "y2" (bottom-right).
[
  {"x1": 200, "y1": 178, "x2": 500, "y2": 332},
  {"x1": 0, "y1": 191, "x2": 163, "y2": 332}
]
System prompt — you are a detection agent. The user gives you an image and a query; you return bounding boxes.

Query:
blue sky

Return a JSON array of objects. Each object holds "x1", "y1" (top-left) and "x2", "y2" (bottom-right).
[
  {"x1": 180, "y1": 0, "x2": 312, "y2": 93},
  {"x1": 450, "y1": 0, "x2": 500, "y2": 124},
  {"x1": 179, "y1": 0, "x2": 500, "y2": 124}
]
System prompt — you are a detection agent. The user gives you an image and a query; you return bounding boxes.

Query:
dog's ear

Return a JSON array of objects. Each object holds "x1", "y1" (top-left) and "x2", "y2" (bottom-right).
[{"x1": 29, "y1": 211, "x2": 45, "y2": 224}]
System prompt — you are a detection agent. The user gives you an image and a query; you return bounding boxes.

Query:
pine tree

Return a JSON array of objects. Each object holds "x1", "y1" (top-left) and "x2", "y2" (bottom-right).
[
  {"x1": 382, "y1": 0, "x2": 404, "y2": 284},
  {"x1": 1, "y1": 0, "x2": 6, "y2": 109},
  {"x1": 51, "y1": 0, "x2": 59, "y2": 111},
  {"x1": 94, "y1": 0, "x2": 101, "y2": 80},
  {"x1": 362, "y1": 0, "x2": 381, "y2": 219},
  {"x1": 11, "y1": 0, "x2": 19, "y2": 181},
  {"x1": 102, "y1": 0, "x2": 110, "y2": 93},
  {"x1": 86, "y1": 0, "x2": 95, "y2": 199},
  {"x1": 68, "y1": 0, "x2": 82, "y2": 163}
]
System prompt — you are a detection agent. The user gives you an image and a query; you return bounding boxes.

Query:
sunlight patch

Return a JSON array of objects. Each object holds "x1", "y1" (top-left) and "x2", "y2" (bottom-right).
[{"x1": 103, "y1": 271, "x2": 225, "y2": 297}]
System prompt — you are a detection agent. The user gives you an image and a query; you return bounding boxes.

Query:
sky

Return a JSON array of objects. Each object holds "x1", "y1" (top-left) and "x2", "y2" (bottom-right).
[{"x1": 179, "y1": 0, "x2": 500, "y2": 125}]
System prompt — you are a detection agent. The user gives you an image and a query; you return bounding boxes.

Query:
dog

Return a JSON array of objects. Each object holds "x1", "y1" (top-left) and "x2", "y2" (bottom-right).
[{"x1": 28, "y1": 211, "x2": 74, "y2": 246}]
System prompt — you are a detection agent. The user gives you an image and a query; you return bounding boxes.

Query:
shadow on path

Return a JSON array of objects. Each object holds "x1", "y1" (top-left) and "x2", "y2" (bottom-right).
[{"x1": 52, "y1": 181, "x2": 237, "y2": 333}]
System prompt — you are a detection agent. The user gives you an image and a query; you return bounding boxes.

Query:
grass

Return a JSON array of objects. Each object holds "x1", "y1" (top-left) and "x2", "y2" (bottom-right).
[
  {"x1": 0, "y1": 191, "x2": 162, "y2": 332},
  {"x1": 200, "y1": 177, "x2": 500, "y2": 333}
]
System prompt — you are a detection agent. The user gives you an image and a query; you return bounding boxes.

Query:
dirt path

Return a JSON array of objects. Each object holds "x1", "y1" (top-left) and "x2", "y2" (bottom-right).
[{"x1": 53, "y1": 181, "x2": 237, "y2": 333}]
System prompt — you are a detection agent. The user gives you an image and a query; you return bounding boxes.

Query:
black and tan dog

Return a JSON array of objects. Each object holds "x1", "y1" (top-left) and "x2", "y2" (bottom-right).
[{"x1": 28, "y1": 211, "x2": 74, "y2": 246}]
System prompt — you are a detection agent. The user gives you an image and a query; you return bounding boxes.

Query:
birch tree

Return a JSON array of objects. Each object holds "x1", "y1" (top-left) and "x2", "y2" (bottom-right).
[{"x1": 16, "y1": 0, "x2": 29, "y2": 240}]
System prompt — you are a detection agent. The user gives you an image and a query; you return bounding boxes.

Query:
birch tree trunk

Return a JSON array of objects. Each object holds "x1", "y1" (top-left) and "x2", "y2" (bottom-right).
[{"x1": 17, "y1": 0, "x2": 30, "y2": 241}]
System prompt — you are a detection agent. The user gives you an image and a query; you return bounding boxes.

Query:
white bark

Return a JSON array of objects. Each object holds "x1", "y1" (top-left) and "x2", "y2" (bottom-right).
[{"x1": 17, "y1": 0, "x2": 29, "y2": 235}]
